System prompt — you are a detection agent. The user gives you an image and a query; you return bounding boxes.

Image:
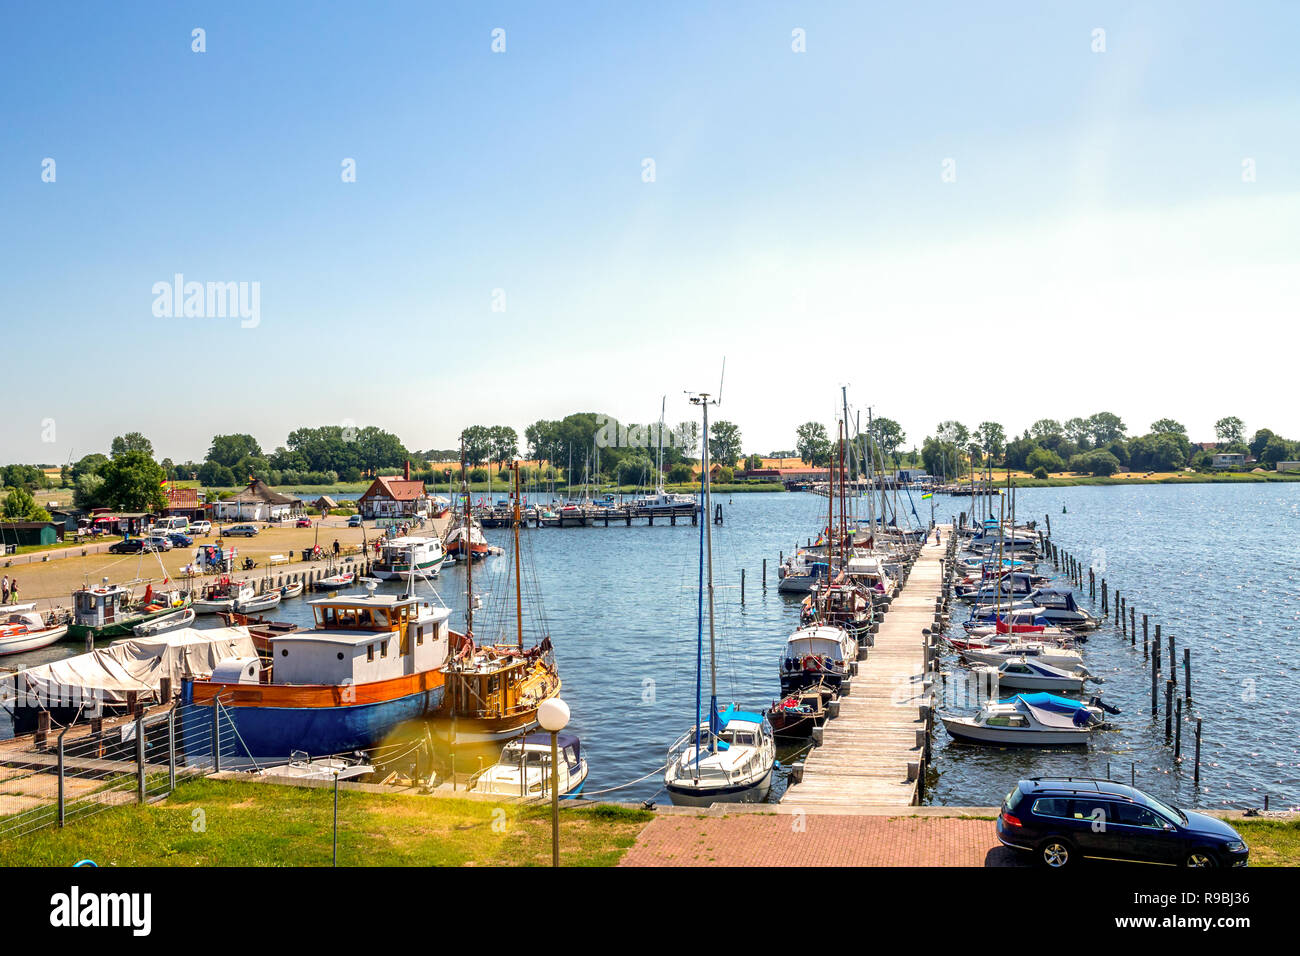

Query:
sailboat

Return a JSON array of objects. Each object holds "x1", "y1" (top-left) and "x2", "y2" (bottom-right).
[
  {"x1": 437, "y1": 461, "x2": 562, "y2": 743},
  {"x1": 664, "y1": 390, "x2": 776, "y2": 806},
  {"x1": 631, "y1": 397, "x2": 697, "y2": 514}
]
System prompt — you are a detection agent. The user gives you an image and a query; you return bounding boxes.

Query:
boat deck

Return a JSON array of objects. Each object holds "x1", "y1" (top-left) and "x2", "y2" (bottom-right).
[{"x1": 781, "y1": 530, "x2": 947, "y2": 808}]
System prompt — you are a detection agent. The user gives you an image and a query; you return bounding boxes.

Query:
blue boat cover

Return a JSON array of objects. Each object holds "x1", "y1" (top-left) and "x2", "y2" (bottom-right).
[
  {"x1": 717, "y1": 704, "x2": 765, "y2": 727},
  {"x1": 1005, "y1": 692, "x2": 1088, "y2": 713}
]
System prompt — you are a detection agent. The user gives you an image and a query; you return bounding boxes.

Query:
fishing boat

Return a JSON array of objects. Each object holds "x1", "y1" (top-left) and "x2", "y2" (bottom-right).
[
  {"x1": 664, "y1": 390, "x2": 775, "y2": 807},
  {"x1": 218, "y1": 611, "x2": 298, "y2": 655},
  {"x1": 372, "y1": 536, "x2": 445, "y2": 579},
  {"x1": 941, "y1": 693, "x2": 1117, "y2": 746},
  {"x1": 800, "y1": 579, "x2": 873, "y2": 642},
  {"x1": 969, "y1": 656, "x2": 1095, "y2": 693},
  {"x1": 68, "y1": 582, "x2": 191, "y2": 640},
  {"x1": 444, "y1": 520, "x2": 490, "y2": 561},
  {"x1": 437, "y1": 461, "x2": 562, "y2": 743},
  {"x1": 192, "y1": 579, "x2": 256, "y2": 615},
  {"x1": 181, "y1": 584, "x2": 452, "y2": 760},
  {"x1": 234, "y1": 588, "x2": 282, "y2": 614},
  {"x1": 0, "y1": 605, "x2": 68, "y2": 656},
  {"x1": 469, "y1": 732, "x2": 588, "y2": 799},
  {"x1": 131, "y1": 606, "x2": 196, "y2": 637},
  {"x1": 767, "y1": 682, "x2": 830, "y2": 740},
  {"x1": 779, "y1": 623, "x2": 857, "y2": 693}
]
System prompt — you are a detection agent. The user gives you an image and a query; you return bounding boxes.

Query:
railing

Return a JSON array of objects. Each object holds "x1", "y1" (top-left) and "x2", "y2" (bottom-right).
[{"x1": 0, "y1": 696, "x2": 253, "y2": 842}]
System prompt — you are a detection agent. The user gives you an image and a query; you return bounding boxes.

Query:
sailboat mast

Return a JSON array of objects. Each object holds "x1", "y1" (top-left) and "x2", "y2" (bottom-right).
[
  {"x1": 513, "y1": 460, "x2": 524, "y2": 650},
  {"x1": 461, "y1": 442, "x2": 473, "y2": 637},
  {"x1": 702, "y1": 397, "x2": 717, "y2": 708}
]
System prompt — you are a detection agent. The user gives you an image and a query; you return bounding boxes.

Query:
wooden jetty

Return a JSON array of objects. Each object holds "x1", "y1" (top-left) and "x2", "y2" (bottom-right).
[
  {"x1": 781, "y1": 530, "x2": 949, "y2": 809},
  {"x1": 478, "y1": 503, "x2": 705, "y2": 528}
]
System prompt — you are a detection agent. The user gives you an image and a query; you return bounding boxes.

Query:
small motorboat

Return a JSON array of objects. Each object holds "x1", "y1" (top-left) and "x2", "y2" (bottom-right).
[
  {"x1": 959, "y1": 641, "x2": 1083, "y2": 670},
  {"x1": 942, "y1": 693, "x2": 1117, "y2": 746},
  {"x1": 132, "y1": 606, "x2": 196, "y2": 637},
  {"x1": 969, "y1": 656, "x2": 1095, "y2": 693},
  {"x1": 257, "y1": 751, "x2": 374, "y2": 782},
  {"x1": 469, "y1": 732, "x2": 589, "y2": 799},
  {"x1": 234, "y1": 589, "x2": 282, "y2": 614},
  {"x1": 767, "y1": 683, "x2": 830, "y2": 740},
  {"x1": 314, "y1": 570, "x2": 356, "y2": 591},
  {"x1": 0, "y1": 606, "x2": 68, "y2": 656},
  {"x1": 279, "y1": 580, "x2": 304, "y2": 600},
  {"x1": 192, "y1": 580, "x2": 256, "y2": 614}
]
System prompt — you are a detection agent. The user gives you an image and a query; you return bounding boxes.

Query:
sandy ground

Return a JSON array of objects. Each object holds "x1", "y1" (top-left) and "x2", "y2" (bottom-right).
[{"x1": 1, "y1": 516, "x2": 451, "y2": 609}]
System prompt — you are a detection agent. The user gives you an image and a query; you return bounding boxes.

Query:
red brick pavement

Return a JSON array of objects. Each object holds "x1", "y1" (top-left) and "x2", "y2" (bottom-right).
[{"x1": 619, "y1": 812, "x2": 1025, "y2": 867}]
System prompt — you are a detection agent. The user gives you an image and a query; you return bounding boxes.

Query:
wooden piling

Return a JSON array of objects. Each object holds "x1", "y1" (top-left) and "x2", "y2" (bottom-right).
[
  {"x1": 1174, "y1": 698, "x2": 1183, "y2": 760},
  {"x1": 1151, "y1": 640, "x2": 1160, "y2": 716},
  {"x1": 1129, "y1": 606, "x2": 1135, "y2": 645},
  {"x1": 1165, "y1": 680, "x2": 1175, "y2": 742},
  {"x1": 740, "y1": 568, "x2": 745, "y2": 604},
  {"x1": 762, "y1": 558, "x2": 767, "y2": 589},
  {"x1": 1169, "y1": 633, "x2": 1177, "y2": 688},
  {"x1": 1184, "y1": 648, "x2": 1192, "y2": 701},
  {"x1": 1194, "y1": 718, "x2": 1202, "y2": 786},
  {"x1": 1142, "y1": 613, "x2": 1149, "y2": 658}
]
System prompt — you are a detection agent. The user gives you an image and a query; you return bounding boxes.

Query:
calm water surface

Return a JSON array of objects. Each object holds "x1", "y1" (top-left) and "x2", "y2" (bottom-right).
[{"x1": 6, "y1": 485, "x2": 1297, "y2": 810}]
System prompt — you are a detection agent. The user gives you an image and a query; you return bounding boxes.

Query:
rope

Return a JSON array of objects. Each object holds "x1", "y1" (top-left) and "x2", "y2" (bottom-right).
[{"x1": 577, "y1": 762, "x2": 668, "y2": 797}]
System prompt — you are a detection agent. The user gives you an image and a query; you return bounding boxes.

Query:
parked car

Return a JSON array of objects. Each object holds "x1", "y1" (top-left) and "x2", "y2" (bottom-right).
[
  {"x1": 295, "y1": 517, "x2": 312, "y2": 528},
  {"x1": 190, "y1": 520, "x2": 212, "y2": 536},
  {"x1": 168, "y1": 532, "x2": 194, "y2": 547},
  {"x1": 108, "y1": 538, "x2": 146, "y2": 554},
  {"x1": 998, "y1": 777, "x2": 1249, "y2": 868},
  {"x1": 347, "y1": 515, "x2": 363, "y2": 527},
  {"x1": 224, "y1": 524, "x2": 260, "y2": 537},
  {"x1": 144, "y1": 535, "x2": 173, "y2": 552}
]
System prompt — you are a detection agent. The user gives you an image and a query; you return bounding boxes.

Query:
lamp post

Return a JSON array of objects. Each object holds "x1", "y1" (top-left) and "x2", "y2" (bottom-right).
[{"x1": 537, "y1": 697, "x2": 570, "y2": 868}]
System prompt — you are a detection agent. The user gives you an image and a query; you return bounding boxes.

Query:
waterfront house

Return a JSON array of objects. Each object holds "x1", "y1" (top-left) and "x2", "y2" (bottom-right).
[
  {"x1": 358, "y1": 463, "x2": 430, "y2": 518},
  {"x1": 1211, "y1": 452, "x2": 1246, "y2": 469},
  {"x1": 213, "y1": 479, "x2": 303, "y2": 522},
  {"x1": 161, "y1": 486, "x2": 206, "y2": 520}
]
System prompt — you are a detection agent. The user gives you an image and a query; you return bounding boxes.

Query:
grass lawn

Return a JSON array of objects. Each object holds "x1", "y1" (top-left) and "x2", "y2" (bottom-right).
[
  {"x1": 1234, "y1": 819, "x2": 1300, "y2": 866},
  {"x1": 0, "y1": 778, "x2": 655, "y2": 867}
]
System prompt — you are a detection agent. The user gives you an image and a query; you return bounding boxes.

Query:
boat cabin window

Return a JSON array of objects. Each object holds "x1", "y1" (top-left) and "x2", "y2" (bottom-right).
[
  {"x1": 367, "y1": 644, "x2": 375, "y2": 662},
  {"x1": 721, "y1": 730, "x2": 755, "y2": 746},
  {"x1": 986, "y1": 715, "x2": 1028, "y2": 727},
  {"x1": 416, "y1": 626, "x2": 424, "y2": 645},
  {"x1": 315, "y1": 606, "x2": 392, "y2": 631},
  {"x1": 380, "y1": 638, "x2": 388, "y2": 658}
]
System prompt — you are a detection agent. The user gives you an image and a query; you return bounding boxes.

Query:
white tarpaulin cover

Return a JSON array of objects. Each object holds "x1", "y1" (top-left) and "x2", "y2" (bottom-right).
[{"x1": 8, "y1": 626, "x2": 254, "y2": 706}]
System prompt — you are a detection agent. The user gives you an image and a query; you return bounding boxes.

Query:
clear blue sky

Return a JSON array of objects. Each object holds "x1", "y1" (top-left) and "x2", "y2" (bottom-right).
[{"x1": 3, "y1": 1, "x2": 1297, "y2": 464}]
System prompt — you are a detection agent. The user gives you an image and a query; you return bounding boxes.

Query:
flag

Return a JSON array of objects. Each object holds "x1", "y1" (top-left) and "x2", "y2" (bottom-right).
[{"x1": 921, "y1": 492, "x2": 933, "y2": 499}]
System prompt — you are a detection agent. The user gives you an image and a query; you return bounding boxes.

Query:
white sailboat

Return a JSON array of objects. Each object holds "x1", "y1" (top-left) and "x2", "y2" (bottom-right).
[{"x1": 664, "y1": 390, "x2": 776, "y2": 807}]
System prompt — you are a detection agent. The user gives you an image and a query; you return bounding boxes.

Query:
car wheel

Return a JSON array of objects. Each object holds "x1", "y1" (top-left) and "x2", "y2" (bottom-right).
[
  {"x1": 1184, "y1": 850, "x2": 1218, "y2": 868},
  {"x1": 1037, "y1": 838, "x2": 1074, "y2": 868}
]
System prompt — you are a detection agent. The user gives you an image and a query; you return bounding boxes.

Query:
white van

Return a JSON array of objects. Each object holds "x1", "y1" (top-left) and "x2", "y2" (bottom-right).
[{"x1": 155, "y1": 516, "x2": 190, "y2": 533}]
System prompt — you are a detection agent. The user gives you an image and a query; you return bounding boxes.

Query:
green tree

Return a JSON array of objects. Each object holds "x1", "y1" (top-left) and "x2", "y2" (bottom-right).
[
  {"x1": 71, "y1": 453, "x2": 110, "y2": 481},
  {"x1": 935, "y1": 420, "x2": 969, "y2": 446},
  {"x1": 975, "y1": 422, "x2": 1006, "y2": 464},
  {"x1": 110, "y1": 432, "x2": 154, "y2": 459},
  {"x1": 1026, "y1": 447, "x2": 1064, "y2": 473},
  {"x1": 1030, "y1": 419, "x2": 1063, "y2": 441},
  {"x1": 2, "y1": 486, "x2": 39, "y2": 519},
  {"x1": 708, "y1": 421, "x2": 743, "y2": 467},
  {"x1": 1063, "y1": 417, "x2": 1091, "y2": 449},
  {"x1": 667, "y1": 463, "x2": 693, "y2": 484},
  {"x1": 488, "y1": 426, "x2": 519, "y2": 466},
  {"x1": 97, "y1": 451, "x2": 167, "y2": 512},
  {"x1": 1086, "y1": 412, "x2": 1126, "y2": 446},
  {"x1": 795, "y1": 422, "x2": 831, "y2": 466},
  {"x1": 1215, "y1": 416, "x2": 1245, "y2": 446},
  {"x1": 1150, "y1": 419, "x2": 1186, "y2": 437},
  {"x1": 207, "y1": 434, "x2": 263, "y2": 468},
  {"x1": 1249, "y1": 429, "x2": 1276, "y2": 460},
  {"x1": 744, "y1": 453, "x2": 763, "y2": 472},
  {"x1": 73, "y1": 473, "x2": 105, "y2": 509},
  {"x1": 869, "y1": 417, "x2": 906, "y2": 467}
]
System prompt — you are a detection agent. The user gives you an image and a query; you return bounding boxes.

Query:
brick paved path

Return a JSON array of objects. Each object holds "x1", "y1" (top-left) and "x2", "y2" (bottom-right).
[{"x1": 620, "y1": 813, "x2": 1025, "y2": 866}]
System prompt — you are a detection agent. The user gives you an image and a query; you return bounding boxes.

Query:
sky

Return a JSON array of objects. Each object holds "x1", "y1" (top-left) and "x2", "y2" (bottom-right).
[{"x1": 2, "y1": 1, "x2": 1297, "y2": 465}]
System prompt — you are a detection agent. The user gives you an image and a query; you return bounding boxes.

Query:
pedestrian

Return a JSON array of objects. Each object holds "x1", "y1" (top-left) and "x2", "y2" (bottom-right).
[
  {"x1": 1, "y1": 576, "x2": 8, "y2": 604},
  {"x1": 332, "y1": 538, "x2": 340, "y2": 556},
  {"x1": 8, "y1": 578, "x2": 17, "y2": 604}
]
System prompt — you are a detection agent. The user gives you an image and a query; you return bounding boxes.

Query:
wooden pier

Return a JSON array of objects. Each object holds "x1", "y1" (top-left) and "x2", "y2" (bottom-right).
[
  {"x1": 478, "y1": 504, "x2": 705, "y2": 529},
  {"x1": 781, "y1": 531, "x2": 949, "y2": 809}
]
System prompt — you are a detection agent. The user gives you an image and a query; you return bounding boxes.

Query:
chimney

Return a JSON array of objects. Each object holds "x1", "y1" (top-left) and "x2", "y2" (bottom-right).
[{"x1": 404, "y1": 459, "x2": 410, "y2": 481}]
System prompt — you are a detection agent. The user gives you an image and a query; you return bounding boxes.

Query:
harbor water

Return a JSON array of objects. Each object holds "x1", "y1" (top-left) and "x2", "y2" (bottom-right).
[{"x1": 4, "y1": 485, "x2": 1296, "y2": 810}]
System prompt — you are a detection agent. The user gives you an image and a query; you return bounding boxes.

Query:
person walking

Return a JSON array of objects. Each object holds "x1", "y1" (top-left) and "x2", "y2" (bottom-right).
[
  {"x1": 1, "y1": 576, "x2": 8, "y2": 604},
  {"x1": 332, "y1": 538, "x2": 340, "y2": 557},
  {"x1": 8, "y1": 578, "x2": 17, "y2": 605}
]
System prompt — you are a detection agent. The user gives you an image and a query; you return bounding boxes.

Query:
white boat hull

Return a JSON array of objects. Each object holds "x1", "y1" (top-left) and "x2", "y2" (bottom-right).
[
  {"x1": 666, "y1": 766, "x2": 773, "y2": 807},
  {"x1": 132, "y1": 608, "x2": 195, "y2": 637},
  {"x1": 941, "y1": 716, "x2": 1092, "y2": 746},
  {"x1": 0, "y1": 624, "x2": 68, "y2": 656},
  {"x1": 235, "y1": 591, "x2": 282, "y2": 614}
]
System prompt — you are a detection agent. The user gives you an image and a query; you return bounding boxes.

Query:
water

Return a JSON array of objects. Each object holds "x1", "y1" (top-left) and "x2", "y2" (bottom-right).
[{"x1": 6, "y1": 484, "x2": 1297, "y2": 811}]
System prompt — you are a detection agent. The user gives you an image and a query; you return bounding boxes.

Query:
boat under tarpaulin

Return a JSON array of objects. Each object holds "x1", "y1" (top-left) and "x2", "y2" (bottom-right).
[
  {"x1": 1012, "y1": 692, "x2": 1096, "y2": 728},
  {"x1": 5, "y1": 626, "x2": 255, "y2": 714}
]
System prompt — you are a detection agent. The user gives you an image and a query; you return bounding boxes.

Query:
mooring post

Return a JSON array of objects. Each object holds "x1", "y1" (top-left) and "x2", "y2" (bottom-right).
[
  {"x1": 1164, "y1": 680, "x2": 1175, "y2": 743},
  {"x1": 1142, "y1": 613, "x2": 1149, "y2": 658},
  {"x1": 1129, "y1": 606, "x2": 1135, "y2": 646},
  {"x1": 1169, "y1": 633, "x2": 1177, "y2": 688},
  {"x1": 1194, "y1": 718, "x2": 1202, "y2": 786},
  {"x1": 1151, "y1": 640, "x2": 1160, "y2": 716},
  {"x1": 740, "y1": 568, "x2": 745, "y2": 604},
  {"x1": 1184, "y1": 648, "x2": 1192, "y2": 701},
  {"x1": 762, "y1": 558, "x2": 767, "y2": 589},
  {"x1": 1175, "y1": 698, "x2": 1183, "y2": 760},
  {"x1": 1101, "y1": 579, "x2": 1107, "y2": 615}
]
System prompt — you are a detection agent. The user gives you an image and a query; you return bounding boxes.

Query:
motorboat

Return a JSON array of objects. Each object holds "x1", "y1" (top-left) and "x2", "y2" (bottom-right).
[
  {"x1": 776, "y1": 552, "x2": 830, "y2": 594},
  {"x1": 131, "y1": 606, "x2": 196, "y2": 637},
  {"x1": 959, "y1": 640, "x2": 1083, "y2": 670},
  {"x1": 68, "y1": 583, "x2": 191, "y2": 637},
  {"x1": 469, "y1": 732, "x2": 589, "y2": 799},
  {"x1": 192, "y1": 579, "x2": 257, "y2": 615},
  {"x1": 767, "y1": 683, "x2": 830, "y2": 740},
  {"x1": 968, "y1": 656, "x2": 1095, "y2": 693},
  {"x1": 1024, "y1": 589, "x2": 1099, "y2": 629},
  {"x1": 0, "y1": 605, "x2": 68, "y2": 656},
  {"x1": 664, "y1": 706, "x2": 776, "y2": 806},
  {"x1": 314, "y1": 570, "x2": 356, "y2": 591},
  {"x1": 941, "y1": 693, "x2": 1118, "y2": 746},
  {"x1": 279, "y1": 580, "x2": 305, "y2": 600},
  {"x1": 234, "y1": 589, "x2": 282, "y2": 614},
  {"x1": 372, "y1": 536, "x2": 445, "y2": 580},
  {"x1": 779, "y1": 624, "x2": 857, "y2": 693},
  {"x1": 257, "y1": 751, "x2": 374, "y2": 782}
]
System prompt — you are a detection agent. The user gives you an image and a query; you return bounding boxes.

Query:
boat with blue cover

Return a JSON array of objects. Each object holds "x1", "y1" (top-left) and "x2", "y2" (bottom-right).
[{"x1": 942, "y1": 692, "x2": 1118, "y2": 746}]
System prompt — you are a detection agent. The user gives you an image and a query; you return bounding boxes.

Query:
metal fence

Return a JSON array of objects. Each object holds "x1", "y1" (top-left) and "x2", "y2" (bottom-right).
[{"x1": 0, "y1": 697, "x2": 251, "y2": 841}]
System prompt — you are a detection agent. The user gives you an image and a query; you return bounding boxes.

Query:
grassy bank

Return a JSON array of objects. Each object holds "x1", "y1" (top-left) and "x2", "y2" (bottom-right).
[
  {"x1": 0, "y1": 778, "x2": 654, "y2": 867},
  {"x1": 950, "y1": 471, "x2": 1300, "y2": 489}
]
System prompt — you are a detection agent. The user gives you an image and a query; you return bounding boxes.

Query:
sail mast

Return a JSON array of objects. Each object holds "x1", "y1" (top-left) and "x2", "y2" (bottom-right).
[
  {"x1": 513, "y1": 460, "x2": 524, "y2": 650},
  {"x1": 461, "y1": 441, "x2": 473, "y2": 637}
]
